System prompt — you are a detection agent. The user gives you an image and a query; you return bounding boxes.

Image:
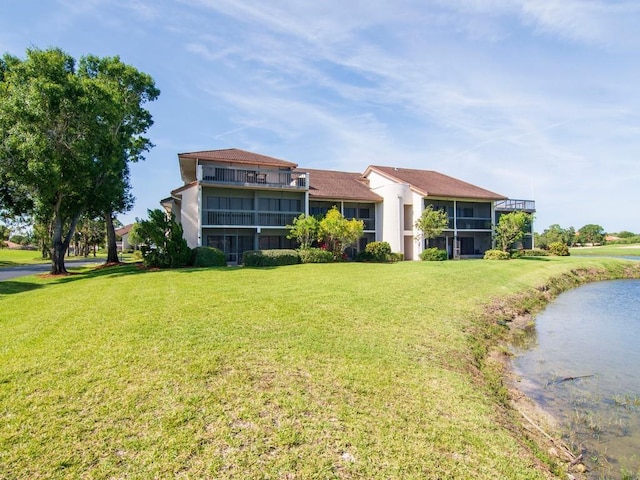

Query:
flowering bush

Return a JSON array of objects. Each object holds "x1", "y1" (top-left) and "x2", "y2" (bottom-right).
[{"x1": 483, "y1": 249, "x2": 510, "y2": 260}]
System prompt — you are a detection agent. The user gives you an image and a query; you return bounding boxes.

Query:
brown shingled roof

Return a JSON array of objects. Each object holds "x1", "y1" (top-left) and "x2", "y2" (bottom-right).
[
  {"x1": 367, "y1": 166, "x2": 506, "y2": 200},
  {"x1": 306, "y1": 168, "x2": 382, "y2": 202},
  {"x1": 115, "y1": 224, "x2": 134, "y2": 236},
  {"x1": 179, "y1": 148, "x2": 297, "y2": 168}
]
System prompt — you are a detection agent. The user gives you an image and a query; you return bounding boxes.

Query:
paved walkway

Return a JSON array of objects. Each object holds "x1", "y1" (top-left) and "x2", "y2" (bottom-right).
[{"x1": 0, "y1": 258, "x2": 105, "y2": 281}]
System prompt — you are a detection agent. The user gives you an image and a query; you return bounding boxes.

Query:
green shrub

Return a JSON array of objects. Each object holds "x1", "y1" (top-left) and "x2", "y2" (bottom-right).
[
  {"x1": 299, "y1": 247, "x2": 334, "y2": 264},
  {"x1": 355, "y1": 250, "x2": 374, "y2": 262},
  {"x1": 420, "y1": 247, "x2": 448, "y2": 261},
  {"x1": 136, "y1": 209, "x2": 191, "y2": 268},
  {"x1": 243, "y1": 249, "x2": 300, "y2": 267},
  {"x1": 132, "y1": 250, "x2": 143, "y2": 261},
  {"x1": 519, "y1": 248, "x2": 549, "y2": 257},
  {"x1": 387, "y1": 252, "x2": 404, "y2": 262},
  {"x1": 191, "y1": 246, "x2": 226, "y2": 267},
  {"x1": 483, "y1": 249, "x2": 511, "y2": 260},
  {"x1": 365, "y1": 241, "x2": 392, "y2": 261},
  {"x1": 548, "y1": 242, "x2": 570, "y2": 256}
]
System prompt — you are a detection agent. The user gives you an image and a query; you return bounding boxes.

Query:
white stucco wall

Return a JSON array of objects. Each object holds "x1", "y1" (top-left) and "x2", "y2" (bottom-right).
[
  {"x1": 410, "y1": 190, "x2": 424, "y2": 259},
  {"x1": 365, "y1": 170, "x2": 411, "y2": 253},
  {"x1": 180, "y1": 185, "x2": 200, "y2": 248}
]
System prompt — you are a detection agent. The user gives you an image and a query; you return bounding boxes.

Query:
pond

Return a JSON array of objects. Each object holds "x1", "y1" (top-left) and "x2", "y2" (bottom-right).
[{"x1": 512, "y1": 279, "x2": 640, "y2": 479}]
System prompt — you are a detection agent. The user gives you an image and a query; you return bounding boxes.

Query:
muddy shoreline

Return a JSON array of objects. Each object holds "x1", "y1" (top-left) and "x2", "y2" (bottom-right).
[{"x1": 485, "y1": 262, "x2": 640, "y2": 479}]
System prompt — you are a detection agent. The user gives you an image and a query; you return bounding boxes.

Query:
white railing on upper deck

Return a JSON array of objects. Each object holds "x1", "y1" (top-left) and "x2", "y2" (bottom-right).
[
  {"x1": 198, "y1": 165, "x2": 308, "y2": 190},
  {"x1": 494, "y1": 199, "x2": 536, "y2": 212}
]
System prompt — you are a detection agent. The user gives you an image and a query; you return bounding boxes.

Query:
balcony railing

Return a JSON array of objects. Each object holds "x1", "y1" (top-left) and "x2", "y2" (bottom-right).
[
  {"x1": 361, "y1": 218, "x2": 375, "y2": 231},
  {"x1": 456, "y1": 218, "x2": 492, "y2": 230},
  {"x1": 203, "y1": 210, "x2": 300, "y2": 227},
  {"x1": 199, "y1": 165, "x2": 308, "y2": 190},
  {"x1": 495, "y1": 199, "x2": 536, "y2": 212}
]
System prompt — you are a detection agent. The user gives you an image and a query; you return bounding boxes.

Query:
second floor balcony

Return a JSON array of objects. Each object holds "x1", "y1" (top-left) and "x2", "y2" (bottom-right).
[
  {"x1": 203, "y1": 210, "x2": 301, "y2": 227},
  {"x1": 202, "y1": 209, "x2": 375, "y2": 230},
  {"x1": 455, "y1": 218, "x2": 492, "y2": 230},
  {"x1": 198, "y1": 165, "x2": 308, "y2": 190}
]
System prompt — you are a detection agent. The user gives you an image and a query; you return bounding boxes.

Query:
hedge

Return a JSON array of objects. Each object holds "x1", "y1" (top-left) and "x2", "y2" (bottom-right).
[
  {"x1": 420, "y1": 247, "x2": 448, "y2": 261},
  {"x1": 242, "y1": 249, "x2": 300, "y2": 267},
  {"x1": 298, "y1": 248, "x2": 334, "y2": 264},
  {"x1": 191, "y1": 246, "x2": 227, "y2": 267}
]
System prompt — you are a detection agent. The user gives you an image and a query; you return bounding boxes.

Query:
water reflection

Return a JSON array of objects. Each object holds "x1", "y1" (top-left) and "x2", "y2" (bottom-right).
[{"x1": 512, "y1": 279, "x2": 640, "y2": 479}]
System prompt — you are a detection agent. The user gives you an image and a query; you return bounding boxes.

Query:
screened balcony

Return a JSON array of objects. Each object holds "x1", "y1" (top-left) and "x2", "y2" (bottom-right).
[
  {"x1": 203, "y1": 210, "x2": 300, "y2": 227},
  {"x1": 198, "y1": 165, "x2": 308, "y2": 190},
  {"x1": 455, "y1": 218, "x2": 492, "y2": 230}
]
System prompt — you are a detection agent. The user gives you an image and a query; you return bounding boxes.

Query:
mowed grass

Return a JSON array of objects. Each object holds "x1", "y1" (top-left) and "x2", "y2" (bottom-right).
[
  {"x1": 0, "y1": 257, "x2": 632, "y2": 479},
  {"x1": 0, "y1": 249, "x2": 49, "y2": 267},
  {"x1": 571, "y1": 243, "x2": 640, "y2": 256}
]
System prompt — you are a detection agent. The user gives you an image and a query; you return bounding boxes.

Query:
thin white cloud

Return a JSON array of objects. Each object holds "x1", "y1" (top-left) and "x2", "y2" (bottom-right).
[{"x1": 518, "y1": 0, "x2": 640, "y2": 48}]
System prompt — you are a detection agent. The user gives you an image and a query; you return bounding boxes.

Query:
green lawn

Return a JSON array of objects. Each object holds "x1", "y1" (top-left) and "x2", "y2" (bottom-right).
[
  {"x1": 1, "y1": 257, "x2": 637, "y2": 479},
  {"x1": 0, "y1": 249, "x2": 136, "y2": 268},
  {"x1": 0, "y1": 248, "x2": 49, "y2": 267},
  {"x1": 571, "y1": 243, "x2": 640, "y2": 256}
]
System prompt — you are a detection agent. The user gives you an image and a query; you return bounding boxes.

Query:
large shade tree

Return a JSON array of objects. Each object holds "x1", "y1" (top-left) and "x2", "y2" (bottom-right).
[
  {"x1": 577, "y1": 224, "x2": 605, "y2": 246},
  {"x1": 78, "y1": 55, "x2": 159, "y2": 263},
  {"x1": 0, "y1": 48, "x2": 158, "y2": 273},
  {"x1": 535, "y1": 223, "x2": 576, "y2": 249}
]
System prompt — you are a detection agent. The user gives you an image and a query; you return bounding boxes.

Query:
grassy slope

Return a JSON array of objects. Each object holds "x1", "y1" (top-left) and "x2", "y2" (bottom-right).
[
  {"x1": 0, "y1": 257, "x2": 636, "y2": 479},
  {"x1": 570, "y1": 243, "x2": 640, "y2": 257}
]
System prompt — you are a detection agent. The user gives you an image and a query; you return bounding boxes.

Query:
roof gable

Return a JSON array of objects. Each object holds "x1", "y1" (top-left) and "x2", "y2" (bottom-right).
[
  {"x1": 366, "y1": 166, "x2": 506, "y2": 200},
  {"x1": 178, "y1": 148, "x2": 298, "y2": 183},
  {"x1": 179, "y1": 148, "x2": 297, "y2": 168}
]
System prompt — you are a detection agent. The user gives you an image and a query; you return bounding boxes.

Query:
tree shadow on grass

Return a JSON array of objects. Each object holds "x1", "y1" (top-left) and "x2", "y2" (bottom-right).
[
  {"x1": 0, "y1": 263, "x2": 156, "y2": 295},
  {"x1": 54, "y1": 262, "x2": 156, "y2": 283},
  {"x1": 0, "y1": 281, "x2": 44, "y2": 295},
  {"x1": 517, "y1": 256, "x2": 551, "y2": 261}
]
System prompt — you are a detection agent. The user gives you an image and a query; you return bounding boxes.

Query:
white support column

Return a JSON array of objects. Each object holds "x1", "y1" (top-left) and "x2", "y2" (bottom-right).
[
  {"x1": 197, "y1": 184, "x2": 202, "y2": 246},
  {"x1": 453, "y1": 199, "x2": 458, "y2": 254}
]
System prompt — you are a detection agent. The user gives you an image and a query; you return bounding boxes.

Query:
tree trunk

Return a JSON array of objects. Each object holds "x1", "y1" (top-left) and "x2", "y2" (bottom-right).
[
  {"x1": 105, "y1": 210, "x2": 119, "y2": 263},
  {"x1": 49, "y1": 212, "x2": 82, "y2": 275},
  {"x1": 50, "y1": 215, "x2": 68, "y2": 275}
]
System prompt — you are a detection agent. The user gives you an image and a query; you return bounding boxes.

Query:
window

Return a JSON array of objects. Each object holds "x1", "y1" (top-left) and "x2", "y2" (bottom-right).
[
  {"x1": 207, "y1": 196, "x2": 253, "y2": 210},
  {"x1": 258, "y1": 198, "x2": 302, "y2": 212},
  {"x1": 359, "y1": 208, "x2": 371, "y2": 218},
  {"x1": 344, "y1": 207, "x2": 357, "y2": 219},
  {"x1": 259, "y1": 235, "x2": 297, "y2": 249},
  {"x1": 310, "y1": 206, "x2": 328, "y2": 216}
]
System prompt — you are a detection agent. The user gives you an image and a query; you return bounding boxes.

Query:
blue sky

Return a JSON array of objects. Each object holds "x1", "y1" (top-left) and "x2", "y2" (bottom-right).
[{"x1": 1, "y1": 0, "x2": 639, "y2": 233}]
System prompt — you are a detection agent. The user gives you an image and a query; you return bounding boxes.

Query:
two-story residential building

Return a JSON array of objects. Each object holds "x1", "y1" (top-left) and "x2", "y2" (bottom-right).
[{"x1": 163, "y1": 148, "x2": 534, "y2": 262}]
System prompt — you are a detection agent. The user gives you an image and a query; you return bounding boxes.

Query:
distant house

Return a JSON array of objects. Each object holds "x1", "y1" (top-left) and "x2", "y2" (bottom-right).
[
  {"x1": 162, "y1": 148, "x2": 535, "y2": 262},
  {"x1": 115, "y1": 224, "x2": 134, "y2": 251}
]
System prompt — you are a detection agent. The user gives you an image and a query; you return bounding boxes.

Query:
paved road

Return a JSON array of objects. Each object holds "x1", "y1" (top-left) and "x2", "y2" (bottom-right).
[{"x1": 0, "y1": 258, "x2": 105, "y2": 281}]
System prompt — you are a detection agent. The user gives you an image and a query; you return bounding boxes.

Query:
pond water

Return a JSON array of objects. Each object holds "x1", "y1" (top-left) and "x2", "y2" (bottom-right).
[{"x1": 512, "y1": 279, "x2": 640, "y2": 479}]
